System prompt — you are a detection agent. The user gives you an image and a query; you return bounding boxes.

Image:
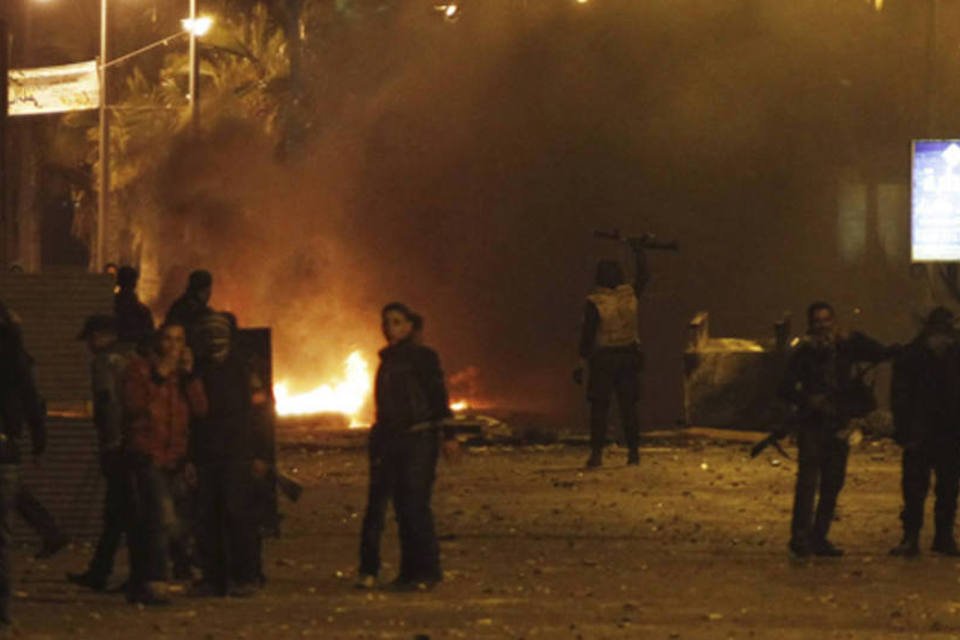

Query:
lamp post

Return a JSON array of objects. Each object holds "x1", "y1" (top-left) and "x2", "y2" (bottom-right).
[
  {"x1": 93, "y1": 3, "x2": 211, "y2": 270},
  {"x1": 96, "y1": 0, "x2": 108, "y2": 271},
  {"x1": 189, "y1": 0, "x2": 198, "y2": 134}
]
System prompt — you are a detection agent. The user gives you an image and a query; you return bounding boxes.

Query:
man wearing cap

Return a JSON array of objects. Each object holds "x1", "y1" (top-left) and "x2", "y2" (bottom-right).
[
  {"x1": 68, "y1": 315, "x2": 134, "y2": 591},
  {"x1": 114, "y1": 267, "x2": 155, "y2": 349},
  {"x1": 890, "y1": 307, "x2": 960, "y2": 557}
]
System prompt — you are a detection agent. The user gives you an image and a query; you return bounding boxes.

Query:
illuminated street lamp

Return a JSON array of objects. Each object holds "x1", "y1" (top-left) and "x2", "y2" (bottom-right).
[
  {"x1": 93, "y1": 1, "x2": 213, "y2": 269},
  {"x1": 433, "y1": 3, "x2": 461, "y2": 23},
  {"x1": 182, "y1": 16, "x2": 214, "y2": 37}
]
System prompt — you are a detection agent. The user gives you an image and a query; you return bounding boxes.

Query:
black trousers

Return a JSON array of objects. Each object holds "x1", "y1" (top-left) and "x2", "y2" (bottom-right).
[
  {"x1": 900, "y1": 445, "x2": 960, "y2": 539},
  {"x1": 86, "y1": 452, "x2": 129, "y2": 581},
  {"x1": 16, "y1": 485, "x2": 62, "y2": 545},
  {"x1": 0, "y1": 465, "x2": 18, "y2": 621},
  {"x1": 127, "y1": 460, "x2": 175, "y2": 587},
  {"x1": 791, "y1": 427, "x2": 849, "y2": 545},
  {"x1": 195, "y1": 462, "x2": 260, "y2": 591},
  {"x1": 359, "y1": 431, "x2": 441, "y2": 583},
  {"x1": 588, "y1": 348, "x2": 642, "y2": 453}
]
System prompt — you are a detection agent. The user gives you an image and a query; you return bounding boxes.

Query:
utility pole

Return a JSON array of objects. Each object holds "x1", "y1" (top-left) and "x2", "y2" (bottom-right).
[
  {"x1": 188, "y1": 0, "x2": 199, "y2": 134},
  {"x1": 925, "y1": 0, "x2": 938, "y2": 136},
  {"x1": 96, "y1": 0, "x2": 109, "y2": 271},
  {"x1": 0, "y1": 19, "x2": 9, "y2": 268}
]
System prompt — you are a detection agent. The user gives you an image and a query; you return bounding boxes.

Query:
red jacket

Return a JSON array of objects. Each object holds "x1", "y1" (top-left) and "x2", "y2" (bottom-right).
[{"x1": 123, "y1": 356, "x2": 207, "y2": 469}]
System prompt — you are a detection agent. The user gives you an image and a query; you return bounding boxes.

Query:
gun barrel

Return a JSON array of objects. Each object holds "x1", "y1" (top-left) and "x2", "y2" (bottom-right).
[
  {"x1": 593, "y1": 229, "x2": 621, "y2": 241},
  {"x1": 643, "y1": 240, "x2": 679, "y2": 252}
]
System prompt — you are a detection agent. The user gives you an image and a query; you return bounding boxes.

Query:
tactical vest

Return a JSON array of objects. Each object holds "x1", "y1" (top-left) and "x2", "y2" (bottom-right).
[{"x1": 587, "y1": 285, "x2": 639, "y2": 349}]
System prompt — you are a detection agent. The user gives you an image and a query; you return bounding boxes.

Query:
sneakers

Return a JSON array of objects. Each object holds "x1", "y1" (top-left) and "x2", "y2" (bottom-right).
[
  {"x1": 932, "y1": 536, "x2": 960, "y2": 556},
  {"x1": 810, "y1": 539, "x2": 844, "y2": 557},
  {"x1": 890, "y1": 535, "x2": 920, "y2": 558},
  {"x1": 585, "y1": 451, "x2": 603, "y2": 469},
  {"x1": 354, "y1": 574, "x2": 378, "y2": 590},
  {"x1": 66, "y1": 571, "x2": 108, "y2": 592}
]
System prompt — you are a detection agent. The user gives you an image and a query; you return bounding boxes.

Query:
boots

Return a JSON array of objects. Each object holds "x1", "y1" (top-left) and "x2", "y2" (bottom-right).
[{"x1": 889, "y1": 532, "x2": 920, "y2": 557}]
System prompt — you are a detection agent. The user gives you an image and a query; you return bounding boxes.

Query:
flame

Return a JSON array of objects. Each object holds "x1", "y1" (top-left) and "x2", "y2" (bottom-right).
[
  {"x1": 274, "y1": 351, "x2": 373, "y2": 427},
  {"x1": 450, "y1": 400, "x2": 470, "y2": 413}
]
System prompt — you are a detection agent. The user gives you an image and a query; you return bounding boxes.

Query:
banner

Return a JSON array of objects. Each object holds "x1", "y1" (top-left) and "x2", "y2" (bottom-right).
[{"x1": 8, "y1": 60, "x2": 100, "y2": 117}]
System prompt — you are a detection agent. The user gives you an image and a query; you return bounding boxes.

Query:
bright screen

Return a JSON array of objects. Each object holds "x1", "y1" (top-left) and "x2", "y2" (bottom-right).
[{"x1": 912, "y1": 139, "x2": 960, "y2": 262}]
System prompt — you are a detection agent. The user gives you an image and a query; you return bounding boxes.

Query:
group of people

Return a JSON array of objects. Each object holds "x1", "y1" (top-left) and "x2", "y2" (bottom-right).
[
  {"x1": 781, "y1": 301, "x2": 960, "y2": 560},
  {"x1": 579, "y1": 243, "x2": 960, "y2": 562},
  {"x1": 1, "y1": 245, "x2": 957, "y2": 629},
  {"x1": 0, "y1": 267, "x2": 275, "y2": 628}
]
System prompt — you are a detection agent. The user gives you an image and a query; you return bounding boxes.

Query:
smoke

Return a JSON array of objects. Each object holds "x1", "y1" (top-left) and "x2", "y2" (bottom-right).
[{"x1": 149, "y1": 0, "x2": 939, "y2": 425}]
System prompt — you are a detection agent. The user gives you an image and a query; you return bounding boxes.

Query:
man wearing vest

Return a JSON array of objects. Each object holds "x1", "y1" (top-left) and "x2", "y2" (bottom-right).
[{"x1": 576, "y1": 242, "x2": 649, "y2": 469}]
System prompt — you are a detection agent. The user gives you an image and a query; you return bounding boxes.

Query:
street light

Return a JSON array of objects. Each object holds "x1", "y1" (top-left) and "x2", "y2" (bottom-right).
[
  {"x1": 182, "y1": 16, "x2": 213, "y2": 37},
  {"x1": 94, "y1": 2, "x2": 212, "y2": 269}
]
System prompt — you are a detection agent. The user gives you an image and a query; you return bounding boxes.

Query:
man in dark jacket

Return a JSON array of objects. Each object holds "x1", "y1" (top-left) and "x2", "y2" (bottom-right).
[
  {"x1": 356, "y1": 303, "x2": 456, "y2": 591},
  {"x1": 114, "y1": 267, "x2": 154, "y2": 348},
  {"x1": 190, "y1": 312, "x2": 271, "y2": 597},
  {"x1": 0, "y1": 303, "x2": 47, "y2": 627},
  {"x1": 889, "y1": 307, "x2": 960, "y2": 557},
  {"x1": 165, "y1": 271, "x2": 213, "y2": 353},
  {"x1": 576, "y1": 242, "x2": 649, "y2": 468},
  {"x1": 69, "y1": 315, "x2": 134, "y2": 591},
  {"x1": 779, "y1": 301, "x2": 895, "y2": 558}
]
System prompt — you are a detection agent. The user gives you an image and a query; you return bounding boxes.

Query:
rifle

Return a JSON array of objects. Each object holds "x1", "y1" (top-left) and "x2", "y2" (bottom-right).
[
  {"x1": 594, "y1": 229, "x2": 679, "y2": 252},
  {"x1": 272, "y1": 469, "x2": 304, "y2": 503},
  {"x1": 750, "y1": 429, "x2": 792, "y2": 460}
]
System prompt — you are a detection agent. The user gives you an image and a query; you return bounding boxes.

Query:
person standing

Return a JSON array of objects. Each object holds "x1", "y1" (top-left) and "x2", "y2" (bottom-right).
[
  {"x1": 114, "y1": 267, "x2": 155, "y2": 349},
  {"x1": 190, "y1": 312, "x2": 271, "y2": 597},
  {"x1": 890, "y1": 307, "x2": 960, "y2": 557},
  {"x1": 0, "y1": 302, "x2": 46, "y2": 628},
  {"x1": 123, "y1": 323, "x2": 206, "y2": 605},
  {"x1": 68, "y1": 315, "x2": 133, "y2": 591},
  {"x1": 575, "y1": 241, "x2": 650, "y2": 468},
  {"x1": 356, "y1": 303, "x2": 457, "y2": 591},
  {"x1": 779, "y1": 302, "x2": 895, "y2": 558},
  {"x1": 165, "y1": 270, "x2": 213, "y2": 353}
]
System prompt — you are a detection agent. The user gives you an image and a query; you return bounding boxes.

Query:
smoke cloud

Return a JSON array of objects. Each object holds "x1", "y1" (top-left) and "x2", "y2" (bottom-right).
[{"x1": 150, "y1": 0, "x2": 942, "y2": 426}]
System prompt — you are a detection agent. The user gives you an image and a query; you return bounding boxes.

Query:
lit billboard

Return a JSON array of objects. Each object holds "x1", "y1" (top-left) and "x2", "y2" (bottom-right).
[{"x1": 912, "y1": 140, "x2": 960, "y2": 262}]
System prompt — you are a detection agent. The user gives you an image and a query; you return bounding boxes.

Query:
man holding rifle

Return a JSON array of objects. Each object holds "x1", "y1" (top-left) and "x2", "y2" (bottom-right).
[
  {"x1": 778, "y1": 302, "x2": 895, "y2": 558},
  {"x1": 575, "y1": 231, "x2": 676, "y2": 469}
]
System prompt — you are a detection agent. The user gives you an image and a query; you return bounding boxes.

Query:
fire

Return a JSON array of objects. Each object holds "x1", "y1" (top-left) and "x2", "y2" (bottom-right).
[
  {"x1": 274, "y1": 351, "x2": 373, "y2": 427},
  {"x1": 450, "y1": 400, "x2": 470, "y2": 413}
]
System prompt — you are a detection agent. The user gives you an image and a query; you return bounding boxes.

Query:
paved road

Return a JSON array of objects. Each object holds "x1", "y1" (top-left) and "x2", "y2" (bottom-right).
[{"x1": 8, "y1": 437, "x2": 960, "y2": 639}]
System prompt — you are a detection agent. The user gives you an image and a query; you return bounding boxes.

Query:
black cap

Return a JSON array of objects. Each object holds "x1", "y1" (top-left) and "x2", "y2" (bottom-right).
[{"x1": 77, "y1": 314, "x2": 117, "y2": 340}]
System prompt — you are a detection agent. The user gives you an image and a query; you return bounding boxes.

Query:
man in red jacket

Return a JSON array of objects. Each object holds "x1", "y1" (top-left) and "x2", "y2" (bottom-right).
[{"x1": 123, "y1": 323, "x2": 207, "y2": 605}]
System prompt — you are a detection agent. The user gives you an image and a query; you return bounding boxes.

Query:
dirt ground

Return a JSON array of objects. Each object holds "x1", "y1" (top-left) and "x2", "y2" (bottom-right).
[{"x1": 8, "y1": 433, "x2": 960, "y2": 639}]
